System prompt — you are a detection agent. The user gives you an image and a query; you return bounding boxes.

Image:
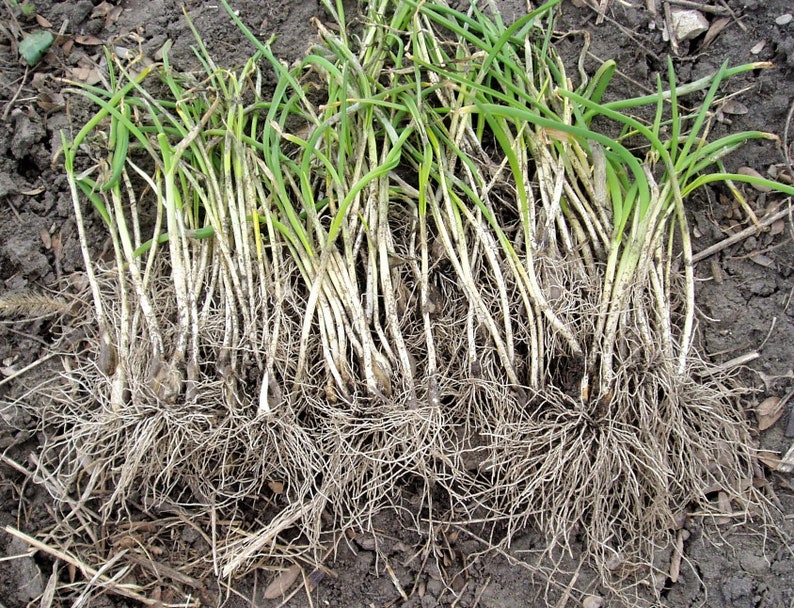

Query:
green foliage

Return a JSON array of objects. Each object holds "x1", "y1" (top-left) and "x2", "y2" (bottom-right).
[
  {"x1": 10, "y1": 0, "x2": 37, "y2": 18},
  {"x1": 18, "y1": 30, "x2": 52, "y2": 65}
]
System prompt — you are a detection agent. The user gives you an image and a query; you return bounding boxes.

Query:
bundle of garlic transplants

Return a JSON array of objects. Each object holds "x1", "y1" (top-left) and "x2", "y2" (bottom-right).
[{"x1": 43, "y1": 0, "x2": 794, "y2": 601}]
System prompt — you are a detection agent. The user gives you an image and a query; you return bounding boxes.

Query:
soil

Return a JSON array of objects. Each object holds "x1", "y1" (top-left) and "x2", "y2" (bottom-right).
[{"x1": 1, "y1": 0, "x2": 794, "y2": 607}]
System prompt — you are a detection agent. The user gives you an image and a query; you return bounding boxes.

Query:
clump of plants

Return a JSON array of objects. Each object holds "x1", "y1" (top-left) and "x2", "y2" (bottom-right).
[{"x1": 42, "y1": 0, "x2": 793, "y2": 602}]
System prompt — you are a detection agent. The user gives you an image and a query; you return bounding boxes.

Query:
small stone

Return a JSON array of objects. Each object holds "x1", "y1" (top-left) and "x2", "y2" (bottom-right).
[
  {"x1": 776, "y1": 14, "x2": 793, "y2": 26},
  {"x1": 670, "y1": 9, "x2": 709, "y2": 41}
]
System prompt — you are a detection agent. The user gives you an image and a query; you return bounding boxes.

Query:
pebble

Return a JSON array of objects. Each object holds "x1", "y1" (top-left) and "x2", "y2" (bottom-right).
[
  {"x1": 670, "y1": 9, "x2": 709, "y2": 41},
  {"x1": 776, "y1": 14, "x2": 793, "y2": 26}
]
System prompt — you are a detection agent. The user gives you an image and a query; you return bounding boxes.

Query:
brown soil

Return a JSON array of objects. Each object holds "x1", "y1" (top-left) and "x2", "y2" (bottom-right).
[{"x1": 1, "y1": 0, "x2": 793, "y2": 606}]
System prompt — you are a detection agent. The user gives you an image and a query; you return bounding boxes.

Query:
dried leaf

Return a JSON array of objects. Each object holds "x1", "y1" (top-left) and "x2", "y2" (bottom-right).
[
  {"x1": 106, "y1": 5, "x2": 124, "y2": 27},
  {"x1": 770, "y1": 219, "x2": 785, "y2": 236},
  {"x1": 263, "y1": 565, "x2": 301, "y2": 599},
  {"x1": 75, "y1": 35, "x2": 103, "y2": 46},
  {"x1": 541, "y1": 126, "x2": 576, "y2": 143},
  {"x1": 757, "y1": 451, "x2": 782, "y2": 469},
  {"x1": 36, "y1": 92, "x2": 65, "y2": 113},
  {"x1": 35, "y1": 14, "x2": 53, "y2": 29},
  {"x1": 92, "y1": 1, "x2": 115, "y2": 17},
  {"x1": 722, "y1": 100, "x2": 749, "y2": 115},
  {"x1": 737, "y1": 166, "x2": 772, "y2": 192},
  {"x1": 749, "y1": 254, "x2": 775, "y2": 268},
  {"x1": 758, "y1": 396, "x2": 782, "y2": 415},
  {"x1": 40, "y1": 228, "x2": 51, "y2": 249},
  {"x1": 703, "y1": 17, "x2": 730, "y2": 48},
  {"x1": 65, "y1": 65, "x2": 102, "y2": 85}
]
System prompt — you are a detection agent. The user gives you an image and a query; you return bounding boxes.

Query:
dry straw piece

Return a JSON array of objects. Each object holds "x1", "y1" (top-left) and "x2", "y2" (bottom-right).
[{"x1": 25, "y1": 0, "x2": 794, "y2": 603}]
